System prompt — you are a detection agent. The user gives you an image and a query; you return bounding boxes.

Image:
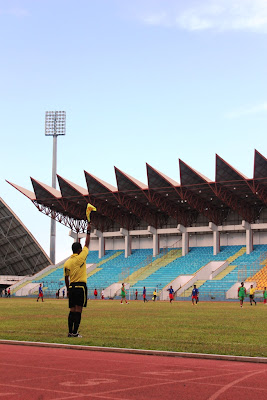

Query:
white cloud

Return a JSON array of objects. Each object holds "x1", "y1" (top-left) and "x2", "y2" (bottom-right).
[
  {"x1": 138, "y1": 0, "x2": 267, "y2": 33},
  {"x1": 226, "y1": 102, "x2": 267, "y2": 118}
]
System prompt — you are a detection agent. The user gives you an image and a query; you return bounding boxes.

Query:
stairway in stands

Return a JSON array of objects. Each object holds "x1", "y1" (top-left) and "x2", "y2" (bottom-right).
[
  {"x1": 124, "y1": 249, "x2": 182, "y2": 286},
  {"x1": 182, "y1": 279, "x2": 206, "y2": 297},
  {"x1": 246, "y1": 259, "x2": 267, "y2": 290}
]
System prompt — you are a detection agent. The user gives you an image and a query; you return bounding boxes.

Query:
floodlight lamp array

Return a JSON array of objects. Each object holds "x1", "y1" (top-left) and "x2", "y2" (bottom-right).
[{"x1": 45, "y1": 111, "x2": 66, "y2": 136}]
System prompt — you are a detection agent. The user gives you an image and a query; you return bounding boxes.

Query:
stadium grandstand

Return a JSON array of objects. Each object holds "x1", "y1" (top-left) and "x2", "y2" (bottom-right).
[
  {"x1": 4, "y1": 150, "x2": 267, "y2": 300},
  {"x1": 0, "y1": 197, "x2": 51, "y2": 294}
]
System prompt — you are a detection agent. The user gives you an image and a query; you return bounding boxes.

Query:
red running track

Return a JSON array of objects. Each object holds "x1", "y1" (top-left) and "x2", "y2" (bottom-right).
[{"x1": 0, "y1": 343, "x2": 267, "y2": 400}]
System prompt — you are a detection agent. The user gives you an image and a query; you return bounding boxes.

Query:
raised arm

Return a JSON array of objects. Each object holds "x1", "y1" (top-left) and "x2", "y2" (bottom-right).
[{"x1": 85, "y1": 223, "x2": 91, "y2": 248}]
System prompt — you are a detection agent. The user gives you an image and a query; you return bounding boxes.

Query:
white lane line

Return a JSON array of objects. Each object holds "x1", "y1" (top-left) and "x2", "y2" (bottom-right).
[
  {"x1": 207, "y1": 370, "x2": 265, "y2": 400},
  {"x1": 0, "y1": 383, "x2": 83, "y2": 397}
]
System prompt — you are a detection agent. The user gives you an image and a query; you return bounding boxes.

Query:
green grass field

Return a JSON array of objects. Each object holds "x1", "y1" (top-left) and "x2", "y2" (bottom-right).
[{"x1": 0, "y1": 298, "x2": 266, "y2": 358}]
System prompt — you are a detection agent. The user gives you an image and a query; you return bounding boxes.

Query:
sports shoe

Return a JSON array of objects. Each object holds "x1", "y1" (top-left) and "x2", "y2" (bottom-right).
[{"x1": 72, "y1": 332, "x2": 82, "y2": 338}]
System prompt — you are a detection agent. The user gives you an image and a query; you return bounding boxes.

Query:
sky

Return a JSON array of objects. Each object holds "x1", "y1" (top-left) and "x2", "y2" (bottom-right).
[{"x1": 0, "y1": 0, "x2": 266, "y2": 263}]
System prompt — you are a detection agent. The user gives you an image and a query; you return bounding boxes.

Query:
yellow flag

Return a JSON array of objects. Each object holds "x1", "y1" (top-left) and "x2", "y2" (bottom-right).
[{"x1": 86, "y1": 203, "x2": 97, "y2": 222}]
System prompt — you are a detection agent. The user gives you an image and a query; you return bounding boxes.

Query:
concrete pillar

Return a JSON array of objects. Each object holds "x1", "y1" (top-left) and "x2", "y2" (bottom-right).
[
  {"x1": 99, "y1": 236, "x2": 105, "y2": 258},
  {"x1": 93, "y1": 229, "x2": 105, "y2": 258},
  {"x1": 120, "y1": 228, "x2": 131, "y2": 258},
  {"x1": 125, "y1": 234, "x2": 131, "y2": 258},
  {"x1": 69, "y1": 230, "x2": 79, "y2": 242},
  {"x1": 213, "y1": 230, "x2": 220, "y2": 255},
  {"x1": 209, "y1": 222, "x2": 220, "y2": 255},
  {"x1": 148, "y1": 226, "x2": 159, "y2": 257},
  {"x1": 242, "y1": 221, "x2": 253, "y2": 254},
  {"x1": 177, "y1": 224, "x2": 189, "y2": 256}
]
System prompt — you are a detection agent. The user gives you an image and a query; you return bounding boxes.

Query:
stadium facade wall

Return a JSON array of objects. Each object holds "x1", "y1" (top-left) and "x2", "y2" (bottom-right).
[{"x1": 89, "y1": 231, "x2": 267, "y2": 252}]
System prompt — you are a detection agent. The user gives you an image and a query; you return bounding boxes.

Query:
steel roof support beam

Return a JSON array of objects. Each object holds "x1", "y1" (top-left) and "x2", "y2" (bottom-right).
[
  {"x1": 0, "y1": 223, "x2": 35, "y2": 275},
  {"x1": 91, "y1": 197, "x2": 138, "y2": 231},
  {"x1": 180, "y1": 188, "x2": 222, "y2": 225},
  {"x1": 33, "y1": 201, "x2": 88, "y2": 233},
  {"x1": 212, "y1": 184, "x2": 257, "y2": 223},
  {"x1": 116, "y1": 193, "x2": 160, "y2": 228},
  {"x1": 34, "y1": 198, "x2": 116, "y2": 233},
  {"x1": 247, "y1": 180, "x2": 267, "y2": 207},
  {"x1": 148, "y1": 190, "x2": 189, "y2": 226}
]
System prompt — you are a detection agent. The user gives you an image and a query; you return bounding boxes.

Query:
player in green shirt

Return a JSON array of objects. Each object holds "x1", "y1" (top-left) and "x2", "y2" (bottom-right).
[
  {"x1": 238, "y1": 282, "x2": 246, "y2": 308},
  {"x1": 120, "y1": 283, "x2": 128, "y2": 304},
  {"x1": 263, "y1": 287, "x2": 267, "y2": 305}
]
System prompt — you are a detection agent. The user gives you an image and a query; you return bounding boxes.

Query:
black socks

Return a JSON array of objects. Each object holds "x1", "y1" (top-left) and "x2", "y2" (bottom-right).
[
  {"x1": 68, "y1": 311, "x2": 82, "y2": 334},
  {"x1": 68, "y1": 311, "x2": 75, "y2": 334},
  {"x1": 73, "y1": 312, "x2": 81, "y2": 334}
]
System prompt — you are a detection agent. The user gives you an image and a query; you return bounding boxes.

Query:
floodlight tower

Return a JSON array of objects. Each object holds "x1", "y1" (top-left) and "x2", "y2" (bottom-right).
[{"x1": 45, "y1": 111, "x2": 66, "y2": 264}]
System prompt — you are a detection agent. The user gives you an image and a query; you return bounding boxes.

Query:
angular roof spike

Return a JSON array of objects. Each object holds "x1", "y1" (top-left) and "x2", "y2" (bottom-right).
[
  {"x1": 84, "y1": 171, "x2": 117, "y2": 193},
  {"x1": 114, "y1": 167, "x2": 148, "y2": 190},
  {"x1": 215, "y1": 154, "x2": 248, "y2": 182},
  {"x1": 57, "y1": 175, "x2": 88, "y2": 196},
  {"x1": 254, "y1": 149, "x2": 267, "y2": 180},
  {"x1": 30, "y1": 178, "x2": 61, "y2": 198},
  {"x1": 146, "y1": 163, "x2": 180, "y2": 188},
  {"x1": 6, "y1": 180, "x2": 36, "y2": 201},
  {"x1": 179, "y1": 159, "x2": 212, "y2": 186}
]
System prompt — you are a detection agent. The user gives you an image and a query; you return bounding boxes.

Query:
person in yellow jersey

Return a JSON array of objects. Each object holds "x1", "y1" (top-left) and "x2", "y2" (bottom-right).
[
  {"x1": 249, "y1": 284, "x2": 257, "y2": 306},
  {"x1": 64, "y1": 224, "x2": 91, "y2": 338}
]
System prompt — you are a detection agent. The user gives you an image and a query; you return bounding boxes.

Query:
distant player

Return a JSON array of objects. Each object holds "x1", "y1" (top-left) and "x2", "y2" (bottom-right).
[
  {"x1": 135, "y1": 289, "x2": 138, "y2": 300},
  {"x1": 143, "y1": 286, "x2": 148, "y2": 303},
  {"x1": 191, "y1": 285, "x2": 199, "y2": 305},
  {"x1": 62, "y1": 289, "x2": 65, "y2": 299},
  {"x1": 249, "y1": 284, "x2": 256, "y2": 306},
  {"x1": 120, "y1": 283, "x2": 128, "y2": 304},
  {"x1": 7, "y1": 287, "x2": 11, "y2": 298},
  {"x1": 167, "y1": 286, "x2": 174, "y2": 303},
  {"x1": 94, "y1": 288, "x2": 98, "y2": 299},
  {"x1": 152, "y1": 289, "x2": 157, "y2": 301},
  {"x1": 238, "y1": 282, "x2": 246, "y2": 308},
  {"x1": 37, "y1": 284, "x2": 44, "y2": 302},
  {"x1": 64, "y1": 225, "x2": 91, "y2": 338},
  {"x1": 101, "y1": 289, "x2": 104, "y2": 300},
  {"x1": 263, "y1": 287, "x2": 267, "y2": 305}
]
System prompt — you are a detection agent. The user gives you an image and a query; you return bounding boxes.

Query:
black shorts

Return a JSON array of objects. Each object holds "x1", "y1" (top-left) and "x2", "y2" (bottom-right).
[
  {"x1": 69, "y1": 282, "x2": 87, "y2": 308},
  {"x1": 249, "y1": 294, "x2": 254, "y2": 299}
]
